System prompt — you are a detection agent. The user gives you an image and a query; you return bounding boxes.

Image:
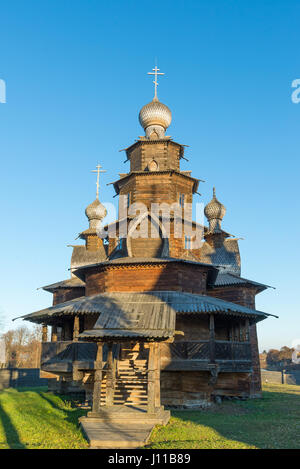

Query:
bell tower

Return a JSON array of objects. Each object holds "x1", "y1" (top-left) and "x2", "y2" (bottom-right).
[{"x1": 112, "y1": 66, "x2": 200, "y2": 211}]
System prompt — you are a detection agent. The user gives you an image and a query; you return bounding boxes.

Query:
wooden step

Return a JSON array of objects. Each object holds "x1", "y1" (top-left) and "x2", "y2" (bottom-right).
[
  {"x1": 85, "y1": 406, "x2": 170, "y2": 425},
  {"x1": 80, "y1": 420, "x2": 154, "y2": 449}
]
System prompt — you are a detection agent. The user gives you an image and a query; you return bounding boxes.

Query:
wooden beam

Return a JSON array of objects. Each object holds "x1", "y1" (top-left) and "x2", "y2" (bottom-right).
[
  {"x1": 209, "y1": 314, "x2": 215, "y2": 363},
  {"x1": 92, "y1": 342, "x2": 103, "y2": 413}
]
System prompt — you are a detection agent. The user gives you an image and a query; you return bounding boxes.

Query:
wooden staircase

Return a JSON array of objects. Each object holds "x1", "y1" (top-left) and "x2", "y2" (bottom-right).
[
  {"x1": 81, "y1": 343, "x2": 170, "y2": 448},
  {"x1": 100, "y1": 347, "x2": 148, "y2": 406}
]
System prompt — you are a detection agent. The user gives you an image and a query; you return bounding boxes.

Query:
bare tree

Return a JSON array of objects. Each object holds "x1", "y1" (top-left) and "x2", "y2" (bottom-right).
[{"x1": 1, "y1": 325, "x2": 43, "y2": 368}]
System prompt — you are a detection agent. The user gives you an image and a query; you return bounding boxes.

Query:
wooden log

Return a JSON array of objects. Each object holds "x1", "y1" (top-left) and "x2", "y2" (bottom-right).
[{"x1": 92, "y1": 342, "x2": 103, "y2": 413}]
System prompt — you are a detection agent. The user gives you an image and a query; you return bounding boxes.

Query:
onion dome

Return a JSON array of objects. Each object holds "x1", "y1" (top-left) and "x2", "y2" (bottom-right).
[
  {"x1": 204, "y1": 188, "x2": 226, "y2": 233},
  {"x1": 85, "y1": 198, "x2": 107, "y2": 229},
  {"x1": 139, "y1": 97, "x2": 172, "y2": 138}
]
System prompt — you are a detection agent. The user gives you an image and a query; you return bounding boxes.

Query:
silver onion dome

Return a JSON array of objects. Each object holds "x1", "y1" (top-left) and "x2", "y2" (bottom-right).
[
  {"x1": 139, "y1": 97, "x2": 172, "y2": 138},
  {"x1": 85, "y1": 199, "x2": 107, "y2": 229},
  {"x1": 204, "y1": 188, "x2": 226, "y2": 233}
]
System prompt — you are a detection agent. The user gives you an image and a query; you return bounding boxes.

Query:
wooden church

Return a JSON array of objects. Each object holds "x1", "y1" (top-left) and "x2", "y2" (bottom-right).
[{"x1": 18, "y1": 68, "x2": 275, "y2": 432}]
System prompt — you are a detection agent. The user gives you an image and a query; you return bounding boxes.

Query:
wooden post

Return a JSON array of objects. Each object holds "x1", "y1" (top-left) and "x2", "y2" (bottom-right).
[
  {"x1": 51, "y1": 326, "x2": 58, "y2": 342},
  {"x1": 229, "y1": 321, "x2": 235, "y2": 361},
  {"x1": 209, "y1": 314, "x2": 215, "y2": 363},
  {"x1": 154, "y1": 343, "x2": 161, "y2": 409},
  {"x1": 147, "y1": 342, "x2": 156, "y2": 414},
  {"x1": 106, "y1": 343, "x2": 115, "y2": 407},
  {"x1": 245, "y1": 319, "x2": 250, "y2": 342},
  {"x1": 42, "y1": 324, "x2": 48, "y2": 343},
  {"x1": 92, "y1": 342, "x2": 103, "y2": 414},
  {"x1": 73, "y1": 316, "x2": 80, "y2": 342}
]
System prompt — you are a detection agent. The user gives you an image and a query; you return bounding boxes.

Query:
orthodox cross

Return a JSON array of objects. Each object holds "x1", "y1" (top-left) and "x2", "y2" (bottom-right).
[
  {"x1": 91, "y1": 164, "x2": 106, "y2": 199},
  {"x1": 148, "y1": 65, "x2": 165, "y2": 99}
]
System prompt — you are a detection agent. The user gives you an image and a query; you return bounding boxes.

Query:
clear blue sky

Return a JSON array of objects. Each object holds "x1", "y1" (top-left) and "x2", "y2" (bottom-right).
[{"x1": 1, "y1": 0, "x2": 299, "y2": 351}]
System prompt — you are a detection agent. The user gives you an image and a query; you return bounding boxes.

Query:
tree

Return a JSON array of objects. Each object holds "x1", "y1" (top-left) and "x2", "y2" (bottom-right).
[
  {"x1": 1, "y1": 325, "x2": 43, "y2": 368},
  {"x1": 266, "y1": 347, "x2": 295, "y2": 370}
]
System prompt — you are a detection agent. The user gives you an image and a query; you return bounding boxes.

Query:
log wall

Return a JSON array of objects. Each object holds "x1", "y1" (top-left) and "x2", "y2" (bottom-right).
[{"x1": 85, "y1": 263, "x2": 208, "y2": 295}]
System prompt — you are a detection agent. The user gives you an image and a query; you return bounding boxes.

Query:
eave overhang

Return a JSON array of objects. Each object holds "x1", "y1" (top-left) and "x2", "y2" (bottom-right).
[
  {"x1": 15, "y1": 290, "x2": 277, "y2": 325},
  {"x1": 70, "y1": 256, "x2": 219, "y2": 285},
  {"x1": 111, "y1": 170, "x2": 200, "y2": 196}
]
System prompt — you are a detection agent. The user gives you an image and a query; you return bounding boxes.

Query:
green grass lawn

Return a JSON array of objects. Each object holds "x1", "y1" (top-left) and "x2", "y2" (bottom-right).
[{"x1": 0, "y1": 383, "x2": 300, "y2": 449}]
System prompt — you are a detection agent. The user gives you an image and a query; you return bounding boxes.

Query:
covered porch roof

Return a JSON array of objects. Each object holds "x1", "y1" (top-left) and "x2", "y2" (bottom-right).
[{"x1": 15, "y1": 291, "x2": 277, "y2": 339}]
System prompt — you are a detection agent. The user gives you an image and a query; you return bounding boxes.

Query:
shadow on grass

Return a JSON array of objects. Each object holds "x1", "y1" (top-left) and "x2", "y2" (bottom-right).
[
  {"x1": 0, "y1": 400, "x2": 26, "y2": 449},
  {"x1": 148, "y1": 389, "x2": 300, "y2": 449},
  {"x1": 37, "y1": 391, "x2": 87, "y2": 426}
]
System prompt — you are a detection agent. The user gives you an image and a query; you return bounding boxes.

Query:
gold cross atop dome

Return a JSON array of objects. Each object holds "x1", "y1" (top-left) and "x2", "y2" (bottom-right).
[
  {"x1": 91, "y1": 164, "x2": 106, "y2": 199},
  {"x1": 148, "y1": 65, "x2": 165, "y2": 100}
]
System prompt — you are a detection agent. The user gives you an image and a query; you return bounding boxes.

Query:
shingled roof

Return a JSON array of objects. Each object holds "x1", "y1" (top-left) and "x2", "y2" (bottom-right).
[
  {"x1": 16, "y1": 291, "x2": 276, "y2": 335},
  {"x1": 71, "y1": 245, "x2": 107, "y2": 271},
  {"x1": 41, "y1": 277, "x2": 85, "y2": 292},
  {"x1": 212, "y1": 272, "x2": 274, "y2": 292},
  {"x1": 199, "y1": 238, "x2": 241, "y2": 275}
]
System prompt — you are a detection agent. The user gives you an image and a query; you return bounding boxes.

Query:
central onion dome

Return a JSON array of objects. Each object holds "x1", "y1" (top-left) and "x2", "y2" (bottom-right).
[
  {"x1": 139, "y1": 97, "x2": 172, "y2": 138},
  {"x1": 85, "y1": 198, "x2": 107, "y2": 229},
  {"x1": 204, "y1": 188, "x2": 226, "y2": 233}
]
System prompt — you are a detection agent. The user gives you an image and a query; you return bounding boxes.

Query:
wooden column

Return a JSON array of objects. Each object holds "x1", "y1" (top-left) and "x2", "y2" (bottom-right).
[
  {"x1": 73, "y1": 316, "x2": 80, "y2": 342},
  {"x1": 209, "y1": 314, "x2": 215, "y2": 363},
  {"x1": 42, "y1": 324, "x2": 48, "y2": 343},
  {"x1": 154, "y1": 343, "x2": 161, "y2": 409},
  {"x1": 147, "y1": 342, "x2": 156, "y2": 414},
  {"x1": 106, "y1": 343, "x2": 115, "y2": 407},
  {"x1": 92, "y1": 342, "x2": 103, "y2": 414},
  {"x1": 51, "y1": 326, "x2": 58, "y2": 342}
]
